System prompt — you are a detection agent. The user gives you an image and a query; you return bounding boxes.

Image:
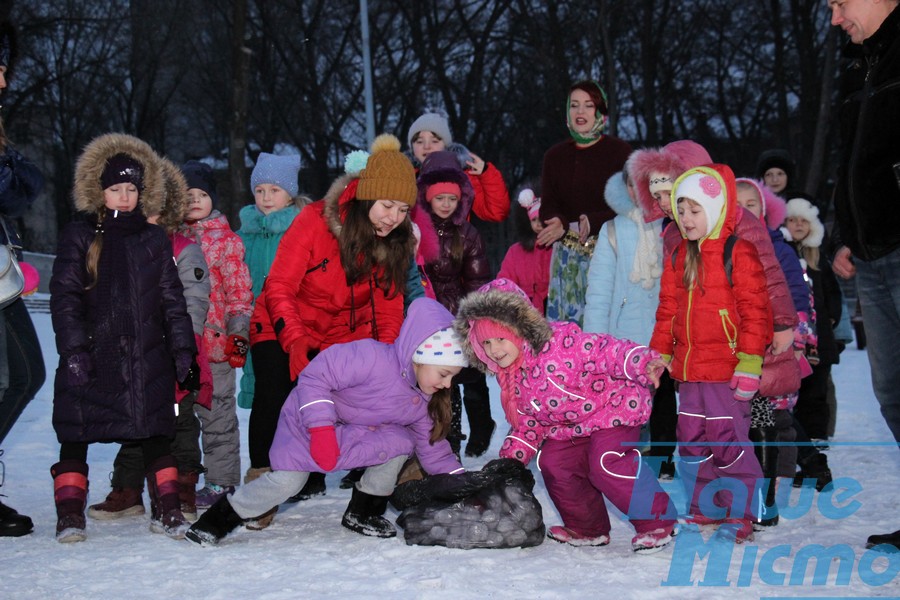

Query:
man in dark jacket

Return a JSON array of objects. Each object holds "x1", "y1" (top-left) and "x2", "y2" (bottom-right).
[{"x1": 828, "y1": 0, "x2": 900, "y2": 551}]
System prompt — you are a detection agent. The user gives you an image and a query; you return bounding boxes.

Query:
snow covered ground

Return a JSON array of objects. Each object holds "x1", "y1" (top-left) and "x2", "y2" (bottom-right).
[{"x1": 1, "y1": 294, "x2": 898, "y2": 600}]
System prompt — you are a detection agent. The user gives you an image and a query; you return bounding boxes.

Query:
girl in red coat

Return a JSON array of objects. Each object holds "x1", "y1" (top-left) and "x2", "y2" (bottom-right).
[
  {"x1": 246, "y1": 134, "x2": 418, "y2": 521},
  {"x1": 650, "y1": 165, "x2": 772, "y2": 543}
]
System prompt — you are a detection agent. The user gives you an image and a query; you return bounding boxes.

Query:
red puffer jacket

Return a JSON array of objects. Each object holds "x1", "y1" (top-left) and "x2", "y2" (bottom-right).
[
  {"x1": 251, "y1": 175, "x2": 406, "y2": 378},
  {"x1": 651, "y1": 164, "x2": 773, "y2": 382}
]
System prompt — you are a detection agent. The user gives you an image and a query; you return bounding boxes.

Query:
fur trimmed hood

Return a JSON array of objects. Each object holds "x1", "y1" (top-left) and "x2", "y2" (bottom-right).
[
  {"x1": 785, "y1": 197, "x2": 824, "y2": 249},
  {"x1": 321, "y1": 172, "x2": 358, "y2": 239},
  {"x1": 72, "y1": 133, "x2": 165, "y2": 218},
  {"x1": 735, "y1": 177, "x2": 787, "y2": 231},
  {"x1": 155, "y1": 156, "x2": 190, "y2": 234},
  {"x1": 453, "y1": 278, "x2": 553, "y2": 374},
  {"x1": 626, "y1": 140, "x2": 712, "y2": 223},
  {"x1": 603, "y1": 170, "x2": 633, "y2": 217}
]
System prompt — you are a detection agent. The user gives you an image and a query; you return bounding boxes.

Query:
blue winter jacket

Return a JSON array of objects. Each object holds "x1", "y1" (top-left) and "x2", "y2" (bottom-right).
[{"x1": 583, "y1": 173, "x2": 662, "y2": 345}]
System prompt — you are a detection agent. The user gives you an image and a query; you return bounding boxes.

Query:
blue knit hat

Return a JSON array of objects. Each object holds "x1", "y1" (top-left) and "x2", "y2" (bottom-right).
[
  {"x1": 181, "y1": 160, "x2": 218, "y2": 208},
  {"x1": 250, "y1": 152, "x2": 301, "y2": 198}
]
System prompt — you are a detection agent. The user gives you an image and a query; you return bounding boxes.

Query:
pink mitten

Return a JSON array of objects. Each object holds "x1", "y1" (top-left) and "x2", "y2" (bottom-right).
[
  {"x1": 309, "y1": 425, "x2": 340, "y2": 471},
  {"x1": 729, "y1": 371, "x2": 760, "y2": 402}
]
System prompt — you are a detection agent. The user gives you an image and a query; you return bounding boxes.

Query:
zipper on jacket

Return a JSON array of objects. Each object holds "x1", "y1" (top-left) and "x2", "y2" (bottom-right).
[
  {"x1": 682, "y1": 287, "x2": 694, "y2": 381},
  {"x1": 305, "y1": 258, "x2": 328, "y2": 274},
  {"x1": 718, "y1": 308, "x2": 738, "y2": 355},
  {"x1": 847, "y1": 53, "x2": 878, "y2": 256}
]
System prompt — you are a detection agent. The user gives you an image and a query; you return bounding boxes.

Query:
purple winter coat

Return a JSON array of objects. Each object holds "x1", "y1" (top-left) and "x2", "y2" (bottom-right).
[
  {"x1": 417, "y1": 151, "x2": 492, "y2": 314},
  {"x1": 269, "y1": 297, "x2": 465, "y2": 475}
]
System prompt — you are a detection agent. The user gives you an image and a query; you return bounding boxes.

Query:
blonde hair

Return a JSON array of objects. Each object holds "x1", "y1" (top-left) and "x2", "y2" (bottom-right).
[
  {"x1": 800, "y1": 244, "x2": 820, "y2": 271},
  {"x1": 677, "y1": 197, "x2": 705, "y2": 291}
]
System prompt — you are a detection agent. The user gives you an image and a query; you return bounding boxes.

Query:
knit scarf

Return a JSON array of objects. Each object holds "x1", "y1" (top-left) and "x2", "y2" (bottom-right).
[
  {"x1": 93, "y1": 209, "x2": 144, "y2": 391},
  {"x1": 627, "y1": 207, "x2": 663, "y2": 289}
]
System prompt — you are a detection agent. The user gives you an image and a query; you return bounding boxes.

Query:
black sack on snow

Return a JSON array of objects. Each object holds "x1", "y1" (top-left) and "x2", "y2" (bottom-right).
[{"x1": 393, "y1": 458, "x2": 545, "y2": 549}]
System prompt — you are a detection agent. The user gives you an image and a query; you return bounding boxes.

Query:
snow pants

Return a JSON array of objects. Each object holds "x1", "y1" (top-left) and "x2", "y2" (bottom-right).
[
  {"x1": 538, "y1": 425, "x2": 675, "y2": 538},
  {"x1": 676, "y1": 381, "x2": 764, "y2": 521}
]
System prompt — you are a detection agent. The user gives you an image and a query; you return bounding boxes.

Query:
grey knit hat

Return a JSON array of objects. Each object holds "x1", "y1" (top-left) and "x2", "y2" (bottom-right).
[
  {"x1": 250, "y1": 152, "x2": 301, "y2": 198},
  {"x1": 407, "y1": 113, "x2": 453, "y2": 149}
]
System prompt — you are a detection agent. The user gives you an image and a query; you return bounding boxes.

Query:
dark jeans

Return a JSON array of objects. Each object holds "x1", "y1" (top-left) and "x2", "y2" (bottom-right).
[
  {"x1": 0, "y1": 298, "x2": 46, "y2": 445},
  {"x1": 247, "y1": 340, "x2": 295, "y2": 469}
]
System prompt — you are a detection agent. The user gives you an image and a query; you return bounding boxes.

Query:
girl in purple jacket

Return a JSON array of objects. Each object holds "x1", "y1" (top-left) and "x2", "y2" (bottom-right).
[
  {"x1": 186, "y1": 298, "x2": 467, "y2": 545},
  {"x1": 454, "y1": 279, "x2": 676, "y2": 554}
]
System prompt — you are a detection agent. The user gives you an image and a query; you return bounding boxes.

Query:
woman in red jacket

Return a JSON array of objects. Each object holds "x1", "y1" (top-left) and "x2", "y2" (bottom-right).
[{"x1": 246, "y1": 134, "x2": 417, "y2": 524}]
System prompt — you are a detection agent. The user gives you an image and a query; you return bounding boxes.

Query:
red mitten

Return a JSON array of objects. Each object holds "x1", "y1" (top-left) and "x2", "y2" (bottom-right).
[
  {"x1": 729, "y1": 371, "x2": 760, "y2": 402},
  {"x1": 309, "y1": 425, "x2": 340, "y2": 471},
  {"x1": 225, "y1": 335, "x2": 249, "y2": 368}
]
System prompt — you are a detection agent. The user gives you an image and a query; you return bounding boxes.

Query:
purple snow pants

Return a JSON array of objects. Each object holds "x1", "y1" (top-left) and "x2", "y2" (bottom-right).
[
  {"x1": 677, "y1": 381, "x2": 764, "y2": 520},
  {"x1": 538, "y1": 425, "x2": 676, "y2": 537}
]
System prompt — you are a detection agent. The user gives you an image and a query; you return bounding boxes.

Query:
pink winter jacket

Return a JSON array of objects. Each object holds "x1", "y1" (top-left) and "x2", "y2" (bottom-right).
[
  {"x1": 454, "y1": 278, "x2": 660, "y2": 466},
  {"x1": 181, "y1": 211, "x2": 253, "y2": 363}
]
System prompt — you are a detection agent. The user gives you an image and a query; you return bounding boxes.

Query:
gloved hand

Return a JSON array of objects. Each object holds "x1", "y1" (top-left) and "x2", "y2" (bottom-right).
[
  {"x1": 66, "y1": 352, "x2": 93, "y2": 387},
  {"x1": 225, "y1": 335, "x2": 249, "y2": 368},
  {"x1": 309, "y1": 425, "x2": 340, "y2": 471},
  {"x1": 289, "y1": 341, "x2": 311, "y2": 380},
  {"x1": 729, "y1": 371, "x2": 760, "y2": 402},
  {"x1": 178, "y1": 356, "x2": 201, "y2": 392}
]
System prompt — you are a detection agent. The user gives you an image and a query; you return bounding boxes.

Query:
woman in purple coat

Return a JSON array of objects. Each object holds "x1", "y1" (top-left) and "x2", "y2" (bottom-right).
[{"x1": 186, "y1": 297, "x2": 467, "y2": 545}]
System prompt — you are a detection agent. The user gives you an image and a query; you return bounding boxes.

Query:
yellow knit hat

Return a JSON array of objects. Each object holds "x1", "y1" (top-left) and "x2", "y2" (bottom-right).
[{"x1": 356, "y1": 134, "x2": 417, "y2": 206}]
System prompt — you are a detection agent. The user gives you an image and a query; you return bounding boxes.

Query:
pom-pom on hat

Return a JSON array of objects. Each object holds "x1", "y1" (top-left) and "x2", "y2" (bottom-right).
[
  {"x1": 250, "y1": 152, "x2": 301, "y2": 198},
  {"x1": 101, "y1": 153, "x2": 145, "y2": 191},
  {"x1": 357, "y1": 134, "x2": 418, "y2": 206},
  {"x1": 407, "y1": 112, "x2": 453, "y2": 149},
  {"x1": 413, "y1": 327, "x2": 468, "y2": 367},
  {"x1": 785, "y1": 196, "x2": 824, "y2": 249},
  {"x1": 181, "y1": 160, "x2": 218, "y2": 208},
  {"x1": 517, "y1": 188, "x2": 541, "y2": 220},
  {"x1": 344, "y1": 150, "x2": 370, "y2": 175}
]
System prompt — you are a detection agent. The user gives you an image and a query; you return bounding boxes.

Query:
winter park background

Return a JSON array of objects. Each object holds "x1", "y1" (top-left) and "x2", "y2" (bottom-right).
[{"x1": 0, "y1": 295, "x2": 897, "y2": 600}]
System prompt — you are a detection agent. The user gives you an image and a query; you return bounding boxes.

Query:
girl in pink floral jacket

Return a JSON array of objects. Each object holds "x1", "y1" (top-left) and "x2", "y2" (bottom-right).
[
  {"x1": 180, "y1": 161, "x2": 253, "y2": 506},
  {"x1": 454, "y1": 278, "x2": 676, "y2": 554}
]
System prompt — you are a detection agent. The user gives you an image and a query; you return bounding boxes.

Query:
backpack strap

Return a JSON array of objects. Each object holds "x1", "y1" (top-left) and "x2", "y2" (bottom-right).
[{"x1": 671, "y1": 233, "x2": 739, "y2": 286}]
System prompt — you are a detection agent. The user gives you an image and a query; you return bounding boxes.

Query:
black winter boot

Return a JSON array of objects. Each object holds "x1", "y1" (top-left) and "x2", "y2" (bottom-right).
[
  {"x1": 463, "y1": 375, "x2": 495, "y2": 458},
  {"x1": 286, "y1": 471, "x2": 326, "y2": 502},
  {"x1": 792, "y1": 452, "x2": 833, "y2": 492},
  {"x1": 0, "y1": 500, "x2": 33, "y2": 537},
  {"x1": 185, "y1": 495, "x2": 245, "y2": 546},
  {"x1": 51, "y1": 459, "x2": 89, "y2": 543},
  {"x1": 341, "y1": 486, "x2": 396, "y2": 538},
  {"x1": 866, "y1": 529, "x2": 900, "y2": 551},
  {"x1": 749, "y1": 427, "x2": 780, "y2": 529}
]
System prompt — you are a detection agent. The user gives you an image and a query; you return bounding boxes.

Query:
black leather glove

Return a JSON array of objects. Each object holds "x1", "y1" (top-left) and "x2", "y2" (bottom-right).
[{"x1": 178, "y1": 356, "x2": 201, "y2": 392}]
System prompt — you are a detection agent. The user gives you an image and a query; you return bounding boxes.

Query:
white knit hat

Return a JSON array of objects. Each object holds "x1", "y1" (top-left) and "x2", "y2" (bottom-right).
[
  {"x1": 785, "y1": 197, "x2": 825, "y2": 249},
  {"x1": 673, "y1": 170, "x2": 726, "y2": 238},
  {"x1": 407, "y1": 113, "x2": 453, "y2": 148},
  {"x1": 413, "y1": 327, "x2": 468, "y2": 367}
]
